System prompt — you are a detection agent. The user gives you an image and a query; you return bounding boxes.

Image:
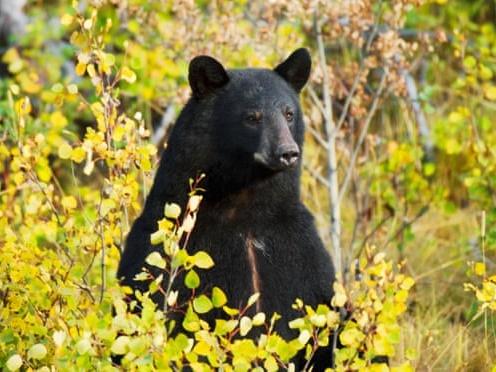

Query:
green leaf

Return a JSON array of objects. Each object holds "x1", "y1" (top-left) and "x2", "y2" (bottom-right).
[
  {"x1": 223, "y1": 305, "x2": 239, "y2": 316},
  {"x1": 171, "y1": 249, "x2": 189, "y2": 269},
  {"x1": 192, "y1": 251, "x2": 214, "y2": 269},
  {"x1": 193, "y1": 295, "x2": 213, "y2": 314},
  {"x1": 145, "y1": 252, "x2": 166, "y2": 269},
  {"x1": 183, "y1": 307, "x2": 201, "y2": 332},
  {"x1": 212, "y1": 287, "x2": 227, "y2": 307},
  {"x1": 463, "y1": 56, "x2": 476, "y2": 70},
  {"x1": 214, "y1": 319, "x2": 238, "y2": 336},
  {"x1": 185, "y1": 270, "x2": 200, "y2": 289}
]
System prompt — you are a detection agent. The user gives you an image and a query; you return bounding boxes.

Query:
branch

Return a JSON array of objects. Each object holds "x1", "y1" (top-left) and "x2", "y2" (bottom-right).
[
  {"x1": 333, "y1": 0, "x2": 383, "y2": 136},
  {"x1": 401, "y1": 69, "x2": 435, "y2": 161},
  {"x1": 303, "y1": 161, "x2": 330, "y2": 188},
  {"x1": 152, "y1": 104, "x2": 175, "y2": 146},
  {"x1": 337, "y1": 68, "x2": 389, "y2": 205},
  {"x1": 315, "y1": 13, "x2": 343, "y2": 279}
]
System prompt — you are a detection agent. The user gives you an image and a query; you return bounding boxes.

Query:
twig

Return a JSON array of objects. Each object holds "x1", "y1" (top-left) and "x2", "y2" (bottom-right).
[
  {"x1": 384, "y1": 204, "x2": 429, "y2": 248},
  {"x1": 98, "y1": 195, "x2": 106, "y2": 303},
  {"x1": 355, "y1": 212, "x2": 393, "y2": 258}
]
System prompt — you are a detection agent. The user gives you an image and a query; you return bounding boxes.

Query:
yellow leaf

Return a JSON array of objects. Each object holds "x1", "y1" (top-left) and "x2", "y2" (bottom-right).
[
  {"x1": 52, "y1": 83, "x2": 64, "y2": 93},
  {"x1": 83, "y1": 19, "x2": 93, "y2": 30},
  {"x1": 71, "y1": 147, "x2": 86, "y2": 163},
  {"x1": 6, "y1": 354, "x2": 22, "y2": 371},
  {"x1": 27, "y1": 344, "x2": 47, "y2": 360},
  {"x1": 2, "y1": 48, "x2": 20, "y2": 64},
  {"x1": 164, "y1": 203, "x2": 181, "y2": 219},
  {"x1": 146, "y1": 252, "x2": 166, "y2": 269},
  {"x1": 75, "y1": 62, "x2": 86, "y2": 76},
  {"x1": 392, "y1": 362, "x2": 414, "y2": 372},
  {"x1": 187, "y1": 195, "x2": 203, "y2": 212},
  {"x1": 83, "y1": 159, "x2": 94, "y2": 175},
  {"x1": 8, "y1": 59, "x2": 24, "y2": 74},
  {"x1": 252, "y1": 312, "x2": 266, "y2": 326},
  {"x1": 87, "y1": 64, "x2": 96, "y2": 77},
  {"x1": 100, "y1": 199, "x2": 115, "y2": 217},
  {"x1": 192, "y1": 251, "x2": 214, "y2": 269},
  {"x1": 113, "y1": 125, "x2": 125, "y2": 142},
  {"x1": 9, "y1": 84, "x2": 20, "y2": 95},
  {"x1": 247, "y1": 293, "x2": 260, "y2": 308},
  {"x1": 339, "y1": 327, "x2": 365, "y2": 347},
  {"x1": 111, "y1": 336, "x2": 129, "y2": 355},
  {"x1": 332, "y1": 282, "x2": 347, "y2": 307},
  {"x1": 53, "y1": 330, "x2": 66, "y2": 347},
  {"x1": 61, "y1": 196, "x2": 78, "y2": 210},
  {"x1": 298, "y1": 330, "x2": 311, "y2": 345},
  {"x1": 36, "y1": 163, "x2": 52, "y2": 182},
  {"x1": 58, "y1": 143, "x2": 72, "y2": 159},
  {"x1": 475, "y1": 262, "x2": 486, "y2": 276},
  {"x1": 401, "y1": 277, "x2": 415, "y2": 290},
  {"x1": 18, "y1": 72, "x2": 41, "y2": 94},
  {"x1": 60, "y1": 14, "x2": 74, "y2": 26},
  {"x1": 50, "y1": 111, "x2": 68, "y2": 128},
  {"x1": 67, "y1": 84, "x2": 78, "y2": 95},
  {"x1": 182, "y1": 213, "x2": 196, "y2": 233},
  {"x1": 150, "y1": 230, "x2": 165, "y2": 245},
  {"x1": 121, "y1": 66, "x2": 137, "y2": 84},
  {"x1": 239, "y1": 316, "x2": 252, "y2": 336},
  {"x1": 15, "y1": 97, "x2": 31, "y2": 116},
  {"x1": 484, "y1": 85, "x2": 496, "y2": 101}
]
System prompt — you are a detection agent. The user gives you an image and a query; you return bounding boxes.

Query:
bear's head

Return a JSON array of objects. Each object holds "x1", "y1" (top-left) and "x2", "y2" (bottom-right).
[{"x1": 188, "y1": 49, "x2": 311, "y2": 175}]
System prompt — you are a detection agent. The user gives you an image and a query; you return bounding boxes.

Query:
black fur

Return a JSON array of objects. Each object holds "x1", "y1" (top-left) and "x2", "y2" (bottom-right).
[{"x1": 117, "y1": 49, "x2": 336, "y2": 370}]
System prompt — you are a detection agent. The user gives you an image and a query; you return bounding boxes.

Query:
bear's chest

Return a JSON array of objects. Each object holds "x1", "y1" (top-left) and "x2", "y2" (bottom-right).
[{"x1": 187, "y1": 212, "x2": 304, "y2": 313}]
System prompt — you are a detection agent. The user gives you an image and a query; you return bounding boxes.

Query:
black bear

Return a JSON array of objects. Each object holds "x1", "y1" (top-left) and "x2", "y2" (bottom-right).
[{"x1": 117, "y1": 48, "x2": 336, "y2": 369}]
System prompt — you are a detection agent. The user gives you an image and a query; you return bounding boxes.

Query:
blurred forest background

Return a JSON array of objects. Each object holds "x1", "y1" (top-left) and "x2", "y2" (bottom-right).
[{"x1": 0, "y1": 0, "x2": 496, "y2": 370}]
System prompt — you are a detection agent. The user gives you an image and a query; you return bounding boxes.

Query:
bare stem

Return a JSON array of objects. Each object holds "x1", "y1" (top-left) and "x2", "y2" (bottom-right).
[{"x1": 315, "y1": 14, "x2": 342, "y2": 279}]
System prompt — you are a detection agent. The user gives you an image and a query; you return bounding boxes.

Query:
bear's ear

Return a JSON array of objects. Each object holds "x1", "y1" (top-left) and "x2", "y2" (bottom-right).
[
  {"x1": 274, "y1": 48, "x2": 312, "y2": 93},
  {"x1": 188, "y1": 56, "x2": 229, "y2": 99}
]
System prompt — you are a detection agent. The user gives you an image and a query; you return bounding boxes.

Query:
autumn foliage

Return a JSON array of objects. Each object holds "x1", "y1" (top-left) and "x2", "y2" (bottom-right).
[{"x1": 0, "y1": 0, "x2": 495, "y2": 371}]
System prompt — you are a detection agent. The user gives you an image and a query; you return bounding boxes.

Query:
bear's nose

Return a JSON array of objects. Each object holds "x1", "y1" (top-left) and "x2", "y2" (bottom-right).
[{"x1": 276, "y1": 144, "x2": 300, "y2": 168}]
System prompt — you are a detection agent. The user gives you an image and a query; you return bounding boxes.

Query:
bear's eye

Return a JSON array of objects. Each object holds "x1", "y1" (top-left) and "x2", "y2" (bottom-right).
[
  {"x1": 246, "y1": 112, "x2": 262, "y2": 124},
  {"x1": 285, "y1": 109, "x2": 294, "y2": 122}
]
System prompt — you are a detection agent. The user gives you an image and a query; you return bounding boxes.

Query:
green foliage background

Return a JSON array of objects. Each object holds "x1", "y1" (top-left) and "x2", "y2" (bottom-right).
[{"x1": 0, "y1": 0, "x2": 495, "y2": 370}]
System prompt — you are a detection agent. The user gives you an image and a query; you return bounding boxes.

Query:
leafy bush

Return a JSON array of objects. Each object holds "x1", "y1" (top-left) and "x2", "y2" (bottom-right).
[{"x1": 1, "y1": 0, "x2": 495, "y2": 370}]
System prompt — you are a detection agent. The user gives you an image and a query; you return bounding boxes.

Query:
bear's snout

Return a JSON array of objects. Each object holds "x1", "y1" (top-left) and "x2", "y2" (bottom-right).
[{"x1": 275, "y1": 143, "x2": 300, "y2": 168}]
